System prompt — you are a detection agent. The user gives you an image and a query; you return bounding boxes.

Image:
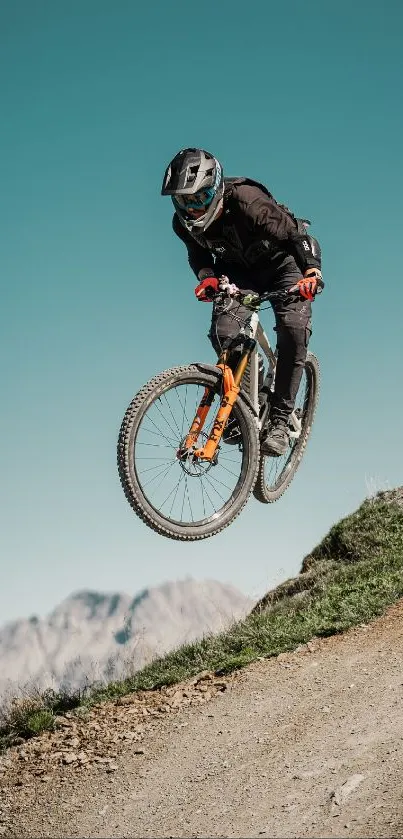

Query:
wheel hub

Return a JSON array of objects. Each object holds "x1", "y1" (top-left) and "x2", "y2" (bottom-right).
[{"x1": 176, "y1": 432, "x2": 219, "y2": 475}]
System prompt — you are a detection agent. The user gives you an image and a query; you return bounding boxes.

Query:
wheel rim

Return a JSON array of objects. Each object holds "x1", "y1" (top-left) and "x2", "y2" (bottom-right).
[
  {"x1": 262, "y1": 366, "x2": 311, "y2": 491},
  {"x1": 132, "y1": 380, "x2": 250, "y2": 527}
]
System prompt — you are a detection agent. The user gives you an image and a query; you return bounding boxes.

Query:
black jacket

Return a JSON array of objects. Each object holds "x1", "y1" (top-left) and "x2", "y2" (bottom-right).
[{"x1": 172, "y1": 177, "x2": 321, "y2": 286}]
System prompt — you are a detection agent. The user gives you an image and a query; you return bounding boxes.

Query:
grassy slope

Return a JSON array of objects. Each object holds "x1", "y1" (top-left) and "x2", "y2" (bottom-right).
[{"x1": 1, "y1": 490, "x2": 403, "y2": 749}]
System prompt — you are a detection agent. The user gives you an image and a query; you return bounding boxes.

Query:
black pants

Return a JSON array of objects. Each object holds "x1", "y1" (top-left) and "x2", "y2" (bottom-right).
[{"x1": 208, "y1": 269, "x2": 312, "y2": 420}]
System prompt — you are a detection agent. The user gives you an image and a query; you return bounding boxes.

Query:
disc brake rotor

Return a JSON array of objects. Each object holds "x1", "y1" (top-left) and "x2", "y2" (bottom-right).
[{"x1": 176, "y1": 431, "x2": 219, "y2": 475}]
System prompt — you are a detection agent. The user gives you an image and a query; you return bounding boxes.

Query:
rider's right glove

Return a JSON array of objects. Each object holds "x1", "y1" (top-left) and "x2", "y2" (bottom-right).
[{"x1": 194, "y1": 276, "x2": 219, "y2": 302}]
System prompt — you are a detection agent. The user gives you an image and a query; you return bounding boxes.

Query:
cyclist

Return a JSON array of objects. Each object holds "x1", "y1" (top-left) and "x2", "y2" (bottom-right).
[{"x1": 161, "y1": 148, "x2": 323, "y2": 456}]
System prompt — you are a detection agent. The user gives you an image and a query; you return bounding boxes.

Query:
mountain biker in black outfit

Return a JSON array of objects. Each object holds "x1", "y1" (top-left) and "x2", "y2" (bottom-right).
[{"x1": 161, "y1": 148, "x2": 323, "y2": 456}]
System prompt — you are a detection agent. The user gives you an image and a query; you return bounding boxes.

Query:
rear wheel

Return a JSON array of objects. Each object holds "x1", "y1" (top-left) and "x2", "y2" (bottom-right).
[
  {"x1": 253, "y1": 352, "x2": 320, "y2": 503},
  {"x1": 118, "y1": 364, "x2": 260, "y2": 540}
]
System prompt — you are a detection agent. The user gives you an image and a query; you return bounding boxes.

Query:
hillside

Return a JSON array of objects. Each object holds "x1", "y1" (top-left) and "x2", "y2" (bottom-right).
[{"x1": 0, "y1": 488, "x2": 402, "y2": 838}]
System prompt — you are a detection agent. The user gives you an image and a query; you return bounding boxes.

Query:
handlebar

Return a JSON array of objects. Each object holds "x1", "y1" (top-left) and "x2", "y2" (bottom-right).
[
  {"x1": 214, "y1": 275, "x2": 323, "y2": 309},
  {"x1": 215, "y1": 277, "x2": 296, "y2": 309}
]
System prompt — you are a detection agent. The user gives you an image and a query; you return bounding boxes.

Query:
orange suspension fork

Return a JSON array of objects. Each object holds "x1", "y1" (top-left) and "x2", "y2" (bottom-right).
[
  {"x1": 183, "y1": 349, "x2": 231, "y2": 450},
  {"x1": 193, "y1": 351, "x2": 252, "y2": 461}
]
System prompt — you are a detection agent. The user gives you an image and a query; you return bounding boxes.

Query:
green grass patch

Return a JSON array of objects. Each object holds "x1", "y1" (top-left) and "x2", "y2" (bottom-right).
[
  {"x1": 0, "y1": 688, "x2": 85, "y2": 751},
  {"x1": 1, "y1": 493, "x2": 403, "y2": 750},
  {"x1": 302, "y1": 498, "x2": 403, "y2": 569}
]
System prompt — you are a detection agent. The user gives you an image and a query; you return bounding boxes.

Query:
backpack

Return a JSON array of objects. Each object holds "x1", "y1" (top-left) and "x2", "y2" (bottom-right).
[
  {"x1": 225, "y1": 176, "x2": 311, "y2": 235},
  {"x1": 225, "y1": 177, "x2": 321, "y2": 264}
]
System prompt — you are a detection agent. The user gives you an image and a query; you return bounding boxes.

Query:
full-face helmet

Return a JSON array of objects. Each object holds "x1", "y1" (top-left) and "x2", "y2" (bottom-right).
[{"x1": 161, "y1": 148, "x2": 224, "y2": 231}]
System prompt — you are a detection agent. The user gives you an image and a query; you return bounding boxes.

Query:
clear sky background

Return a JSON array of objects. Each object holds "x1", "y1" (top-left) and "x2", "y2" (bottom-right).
[{"x1": 1, "y1": 0, "x2": 402, "y2": 625}]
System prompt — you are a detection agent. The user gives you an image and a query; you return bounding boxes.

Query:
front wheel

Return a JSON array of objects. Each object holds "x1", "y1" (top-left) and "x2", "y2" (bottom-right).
[
  {"x1": 253, "y1": 352, "x2": 320, "y2": 503},
  {"x1": 118, "y1": 364, "x2": 260, "y2": 540}
]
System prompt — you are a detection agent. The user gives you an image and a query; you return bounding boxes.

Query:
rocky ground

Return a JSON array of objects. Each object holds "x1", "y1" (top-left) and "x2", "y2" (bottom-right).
[{"x1": 1, "y1": 600, "x2": 403, "y2": 838}]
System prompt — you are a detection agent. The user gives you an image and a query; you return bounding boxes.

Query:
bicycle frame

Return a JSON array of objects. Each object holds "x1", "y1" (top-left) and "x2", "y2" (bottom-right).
[{"x1": 182, "y1": 296, "x2": 302, "y2": 463}]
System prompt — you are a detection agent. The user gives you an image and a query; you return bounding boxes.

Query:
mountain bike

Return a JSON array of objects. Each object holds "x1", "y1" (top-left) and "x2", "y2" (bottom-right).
[{"x1": 117, "y1": 278, "x2": 320, "y2": 541}]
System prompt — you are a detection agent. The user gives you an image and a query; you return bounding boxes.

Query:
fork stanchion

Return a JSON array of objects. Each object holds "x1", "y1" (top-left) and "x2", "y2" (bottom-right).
[{"x1": 183, "y1": 387, "x2": 215, "y2": 449}]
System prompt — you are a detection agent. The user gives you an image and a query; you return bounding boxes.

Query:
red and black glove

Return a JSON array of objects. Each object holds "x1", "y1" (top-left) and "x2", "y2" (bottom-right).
[
  {"x1": 295, "y1": 268, "x2": 324, "y2": 301},
  {"x1": 194, "y1": 276, "x2": 219, "y2": 302}
]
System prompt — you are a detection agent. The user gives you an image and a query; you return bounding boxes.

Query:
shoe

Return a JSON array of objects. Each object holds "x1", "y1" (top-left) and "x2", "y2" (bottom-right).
[
  {"x1": 222, "y1": 416, "x2": 242, "y2": 445},
  {"x1": 261, "y1": 418, "x2": 290, "y2": 457}
]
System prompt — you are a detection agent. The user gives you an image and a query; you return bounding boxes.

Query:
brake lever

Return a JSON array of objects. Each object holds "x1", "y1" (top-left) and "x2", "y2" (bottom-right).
[{"x1": 218, "y1": 276, "x2": 240, "y2": 297}]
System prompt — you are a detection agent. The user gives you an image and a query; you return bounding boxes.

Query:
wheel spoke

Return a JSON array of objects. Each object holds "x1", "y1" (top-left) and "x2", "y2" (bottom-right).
[
  {"x1": 162, "y1": 472, "x2": 185, "y2": 516},
  {"x1": 136, "y1": 441, "x2": 175, "y2": 449},
  {"x1": 203, "y1": 471, "x2": 235, "y2": 494},
  {"x1": 218, "y1": 462, "x2": 242, "y2": 479},
  {"x1": 200, "y1": 474, "x2": 208, "y2": 519},
  {"x1": 136, "y1": 457, "x2": 175, "y2": 461},
  {"x1": 136, "y1": 459, "x2": 175, "y2": 474},
  {"x1": 161, "y1": 391, "x2": 183, "y2": 438},
  {"x1": 140, "y1": 418, "x2": 178, "y2": 448},
  {"x1": 180, "y1": 475, "x2": 187, "y2": 521},
  {"x1": 140, "y1": 460, "x2": 177, "y2": 489},
  {"x1": 202, "y1": 474, "x2": 227, "y2": 504},
  {"x1": 200, "y1": 480, "x2": 218, "y2": 515},
  {"x1": 184, "y1": 475, "x2": 194, "y2": 522},
  {"x1": 153, "y1": 399, "x2": 181, "y2": 444},
  {"x1": 178, "y1": 385, "x2": 188, "y2": 438}
]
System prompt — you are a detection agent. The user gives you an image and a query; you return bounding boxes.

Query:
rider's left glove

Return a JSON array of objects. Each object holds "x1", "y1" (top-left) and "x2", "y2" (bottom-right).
[
  {"x1": 296, "y1": 269, "x2": 324, "y2": 301},
  {"x1": 194, "y1": 276, "x2": 219, "y2": 302}
]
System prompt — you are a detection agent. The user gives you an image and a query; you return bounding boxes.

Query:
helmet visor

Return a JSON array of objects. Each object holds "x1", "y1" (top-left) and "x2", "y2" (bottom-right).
[{"x1": 174, "y1": 186, "x2": 216, "y2": 211}]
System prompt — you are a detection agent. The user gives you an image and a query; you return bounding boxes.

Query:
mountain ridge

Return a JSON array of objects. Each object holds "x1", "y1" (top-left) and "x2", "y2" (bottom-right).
[{"x1": 0, "y1": 578, "x2": 253, "y2": 700}]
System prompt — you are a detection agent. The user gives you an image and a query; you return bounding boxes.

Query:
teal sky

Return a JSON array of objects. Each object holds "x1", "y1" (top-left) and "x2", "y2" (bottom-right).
[{"x1": 1, "y1": 0, "x2": 402, "y2": 624}]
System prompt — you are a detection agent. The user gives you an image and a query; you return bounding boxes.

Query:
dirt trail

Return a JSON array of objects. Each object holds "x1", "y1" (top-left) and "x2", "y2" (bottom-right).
[{"x1": 2, "y1": 602, "x2": 403, "y2": 838}]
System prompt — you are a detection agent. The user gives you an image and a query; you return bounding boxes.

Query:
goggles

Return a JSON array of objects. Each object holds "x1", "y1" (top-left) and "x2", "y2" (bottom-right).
[{"x1": 175, "y1": 186, "x2": 216, "y2": 211}]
